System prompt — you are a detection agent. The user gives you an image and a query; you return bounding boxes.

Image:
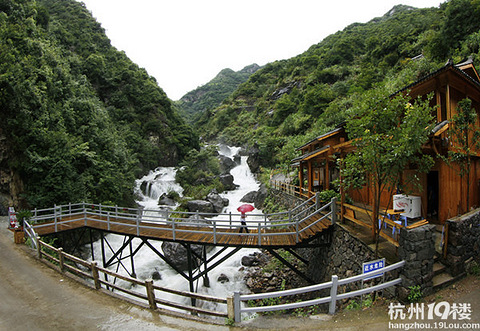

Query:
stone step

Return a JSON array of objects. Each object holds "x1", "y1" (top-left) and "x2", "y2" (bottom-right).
[
  {"x1": 433, "y1": 272, "x2": 455, "y2": 290},
  {"x1": 433, "y1": 262, "x2": 446, "y2": 276}
]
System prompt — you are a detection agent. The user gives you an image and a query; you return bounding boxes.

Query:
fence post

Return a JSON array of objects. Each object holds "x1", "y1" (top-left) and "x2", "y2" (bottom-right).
[
  {"x1": 330, "y1": 197, "x2": 337, "y2": 225},
  {"x1": 295, "y1": 219, "x2": 299, "y2": 243},
  {"x1": 58, "y1": 248, "x2": 64, "y2": 272},
  {"x1": 258, "y1": 222, "x2": 261, "y2": 246},
  {"x1": 229, "y1": 212, "x2": 232, "y2": 229},
  {"x1": 68, "y1": 202, "x2": 71, "y2": 215},
  {"x1": 91, "y1": 261, "x2": 101, "y2": 289},
  {"x1": 233, "y1": 292, "x2": 241, "y2": 323},
  {"x1": 227, "y1": 296, "x2": 235, "y2": 321},
  {"x1": 36, "y1": 235, "x2": 42, "y2": 259},
  {"x1": 107, "y1": 212, "x2": 111, "y2": 231},
  {"x1": 83, "y1": 202, "x2": 87, "y2": 226},
  {"x1": 145, "y1": 279, "x2": 157, "y2": 310},
  {"x1": 172, "y1": 218, "x2": 176, "y2": 241},
  {"x1": 329, "y1": 275, "x2": 338, "y2": 314},
  {"x1": 213, "y1": 220, "x2": 217, "y2": 244},
  {"x1": 54, "y1": 204, "x2": 57, "y2": 232}
]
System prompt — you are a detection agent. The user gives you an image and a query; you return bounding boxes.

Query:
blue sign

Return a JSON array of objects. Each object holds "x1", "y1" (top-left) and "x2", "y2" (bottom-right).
[{"x1": 362, "y1": 258, "x2": 385, "y2": 280}]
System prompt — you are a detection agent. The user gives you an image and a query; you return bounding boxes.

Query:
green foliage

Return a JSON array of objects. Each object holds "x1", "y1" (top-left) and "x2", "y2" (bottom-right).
[
  {"x1": 224, "y1": 317, "x2": 235, "y2": 326},
  {"x1": 192, "y1": 3, "x2": 459, "y2": 169},
  {"x1": 408, "y1": 285, "x2": 423, "y2": 303},
  {"x1": 317, "y1": 190, "x2": 341, "y2": 204},
  {"x1": 175, "y1": 146, "x2": 223, "y2": 199},
  {"x1": 0, "y1": 0, "x2": 199, "y2": 208},
  {"x1": 176, "y1": 64, "x2": 260, "y2": 124}
]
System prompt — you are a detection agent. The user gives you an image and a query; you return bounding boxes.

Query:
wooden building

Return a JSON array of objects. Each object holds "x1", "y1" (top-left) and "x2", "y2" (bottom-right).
[{"x1": 292, "y1": 58, "x2": 480, "y2": 224}]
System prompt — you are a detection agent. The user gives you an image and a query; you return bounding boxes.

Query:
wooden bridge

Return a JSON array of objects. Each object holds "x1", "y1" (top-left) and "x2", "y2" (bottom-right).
[{"x1": 30, "y1": 196, "x2": 336, "y2": 248}]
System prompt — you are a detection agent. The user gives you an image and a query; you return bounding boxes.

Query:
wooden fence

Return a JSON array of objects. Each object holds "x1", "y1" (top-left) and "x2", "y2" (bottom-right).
[{"x1": 24, "y1": 222, "x2": 228, "y2": 318}]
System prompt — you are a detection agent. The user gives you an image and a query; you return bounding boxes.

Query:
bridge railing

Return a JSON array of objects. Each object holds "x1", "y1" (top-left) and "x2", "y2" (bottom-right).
[{"x1": 30, "y1": 199, "x2": 336, "y2": 245}]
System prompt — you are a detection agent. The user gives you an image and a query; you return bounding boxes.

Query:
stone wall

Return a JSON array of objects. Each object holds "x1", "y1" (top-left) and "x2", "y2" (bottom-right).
[
  {"x1": 397, "y1": 224, "x2": 436, "y2": 300},
  {"x1": 301, "y1": 224, "x2": 376, "y2": 284},
  {"x1": 444, "y1": 208, "x2": 480, "y2": 276}
]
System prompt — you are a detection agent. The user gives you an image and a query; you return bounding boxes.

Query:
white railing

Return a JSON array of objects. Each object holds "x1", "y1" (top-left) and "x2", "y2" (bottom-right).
[
  {"x1": 232, "y1": 260, "x2": 405, "y2": 322},
  {"x1": 29, "y1": 198, "x2": 336, "y2": 246}
]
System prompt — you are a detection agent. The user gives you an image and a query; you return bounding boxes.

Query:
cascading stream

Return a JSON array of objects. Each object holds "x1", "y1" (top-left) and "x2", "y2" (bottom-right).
[{"x1": 89, "y1": 145, "x2": 261, "y2": 315}]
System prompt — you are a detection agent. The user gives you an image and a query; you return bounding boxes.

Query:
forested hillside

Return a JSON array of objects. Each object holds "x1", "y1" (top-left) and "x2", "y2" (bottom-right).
[
  {"x1": 194, "y1": 1, "x2": 480, "y2": 169},
  {"x1": 0, "y1": 0, "x2": 199, "y2": 210},
  {"x1": 176, "y1": 64, "x2": 260, "y2": 124}
]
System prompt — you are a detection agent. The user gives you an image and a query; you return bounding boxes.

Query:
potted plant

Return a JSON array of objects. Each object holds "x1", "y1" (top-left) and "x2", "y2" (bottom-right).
[{"x1": 13, "y1": 209, "x2": 32, "y2": 244}]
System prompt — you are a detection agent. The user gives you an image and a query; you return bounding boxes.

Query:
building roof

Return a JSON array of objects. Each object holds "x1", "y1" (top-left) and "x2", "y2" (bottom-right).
[
  {"x1": 391, "y1": 58, "x2": 480, "y2": 97},
  {"x1": 295, "y1": 126, "x2": 344, "y2": 151}
]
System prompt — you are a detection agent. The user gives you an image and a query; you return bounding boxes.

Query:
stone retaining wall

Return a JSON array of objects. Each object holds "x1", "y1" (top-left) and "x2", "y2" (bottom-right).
[
  {"x1": 444, "y1": 208, "x2": 480, "y2": 276},
  {"x1": 397, "y1": 224, "x2": 436, "y2": 300}
]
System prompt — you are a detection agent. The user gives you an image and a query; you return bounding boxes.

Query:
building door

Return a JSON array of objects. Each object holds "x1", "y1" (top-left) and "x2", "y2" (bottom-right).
[{"x1": 427, "y1": 171, "x2": 439, "y2": 222}]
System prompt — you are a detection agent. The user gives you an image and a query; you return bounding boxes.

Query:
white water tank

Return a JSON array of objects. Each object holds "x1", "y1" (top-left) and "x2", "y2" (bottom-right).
[
  {"x1": 393, "y1": 194, "x2": 407, "y2": 212},
  {"x1": 402, "y1": 196, "x2": 422, "y2": 219}
]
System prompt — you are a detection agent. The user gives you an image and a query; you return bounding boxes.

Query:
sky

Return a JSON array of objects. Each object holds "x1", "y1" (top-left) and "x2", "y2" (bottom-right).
[{"x1": 78, "y1": 0, "x2": 443, "y2": 100}]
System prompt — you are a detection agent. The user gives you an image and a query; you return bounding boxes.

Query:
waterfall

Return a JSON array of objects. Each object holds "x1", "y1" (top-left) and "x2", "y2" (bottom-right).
[{"x1": 88, "y1": 145, "x2": 261, "y2": 316}]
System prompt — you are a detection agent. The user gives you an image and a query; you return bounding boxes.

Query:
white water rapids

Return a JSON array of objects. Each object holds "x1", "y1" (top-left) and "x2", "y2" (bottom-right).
[{"x1": 88, "y1": 145, "x2": 261, "y2": 315}]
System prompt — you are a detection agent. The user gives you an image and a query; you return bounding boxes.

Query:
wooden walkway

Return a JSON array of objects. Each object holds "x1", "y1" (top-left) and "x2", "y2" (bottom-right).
[
  {"x1": 33, "y1": 213, "x2": 331, "y2": 248},
  {"x1": 30, "y1": 201, "x2": 335, "y2": 248}
]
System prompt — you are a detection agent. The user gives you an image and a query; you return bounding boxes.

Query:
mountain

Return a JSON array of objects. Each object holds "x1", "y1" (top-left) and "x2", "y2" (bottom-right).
[
  {"x1": 193, "y1": 1, "x2": 480, "y2": 168},
  {"x1": 0, "y1": 0, "x2": 199, "y2": 210},
  {"x1": 176, "y1": 64, "x2": 261, "y2": 124}
]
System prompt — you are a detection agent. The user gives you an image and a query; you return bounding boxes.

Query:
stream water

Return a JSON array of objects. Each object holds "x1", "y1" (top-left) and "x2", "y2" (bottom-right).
[{"x1": 88, "y1": 145, "x2": 261, "y2": 315}]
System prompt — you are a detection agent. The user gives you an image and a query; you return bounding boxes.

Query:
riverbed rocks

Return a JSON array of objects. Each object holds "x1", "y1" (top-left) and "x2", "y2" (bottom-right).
[
  {"x1": 219, "y1": 174, "x2": 237, "y2": 191},
  {"x1": 241, "y1": 251, "x2": 308, "y2": 294},
  {"x1": 246, "y1": 144, "x2": 261, "y2": 174},
  {"x1": 206, "y1": 189, "x2": 229, "y2": 213},
  {"x1": 240, "y1": 183, "x2": 267, "y2": 209},
  {"x1": 157, "y1": 193, "x2": 176, "y2": 206},
  {"x1": 187, "y1": 200, "x2": 215, "y2": 214}
]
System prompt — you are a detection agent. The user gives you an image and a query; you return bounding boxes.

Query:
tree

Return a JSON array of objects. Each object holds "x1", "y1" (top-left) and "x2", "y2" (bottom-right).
[
  {"x1": 444, "y1": 98, "x2": 480, "y2": 213},
  {"x1": 341, "y1": 87, "x2": 435, "y2": 255}
]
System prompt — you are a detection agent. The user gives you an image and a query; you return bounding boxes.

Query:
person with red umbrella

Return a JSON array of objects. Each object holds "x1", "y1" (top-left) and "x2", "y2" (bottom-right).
[{"x1": 237, "y1": 204, "x2": 254, "y2": 233}]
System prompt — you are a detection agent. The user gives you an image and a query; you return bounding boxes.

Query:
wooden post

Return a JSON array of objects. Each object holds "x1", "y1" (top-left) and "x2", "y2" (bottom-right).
[
  {"x1": 145, "y1": 279, "x2": 157, "y2": 310},
  {"x1": 329, "y1": 275, "x2": 338, "y2": 314},
  {"x1": 91, "y1": 261, "x2": 101, "y2": 289},
  {"x1": 331, "y1": 197, "x2": 337, "y2": 225},
  {"x1": 58, "y1": 248, "x2": 64, "y2": 272},
  {"x1": 227, "y1": 296, "x2": 235, "y2": 321}
]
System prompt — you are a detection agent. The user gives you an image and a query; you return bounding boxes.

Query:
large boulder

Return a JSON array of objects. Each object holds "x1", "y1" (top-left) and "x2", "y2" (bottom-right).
[
  {"x1": 218, "y1": 155, "x2": 236, "y2": 174},
  {"x1": 219, "y1": 174, "x2": 237, "y2": 191},
  {"x1": 246, "y1": 144, "x2": 261, "y2": 173},
  {"x1": 241, "y1": 191, "x2": 257, "y2": 203},
  {"x1": 161, "y1": 241, "x2": 204, "y2": 271},
  {"x1": 187, "y1": 200, "x2": 214, "y2": 214},
  {"x1": 157, "y1": 193, "x2": 176, "y2": 206},
  {"x1": 206, "y1": 189, "x2": 229, "y2": 213},
  {"x1": 254, "y1": 183, "x2": 268, "y2": 209}
]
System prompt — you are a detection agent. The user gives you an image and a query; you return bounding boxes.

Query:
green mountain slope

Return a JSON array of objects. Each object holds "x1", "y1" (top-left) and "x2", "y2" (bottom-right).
[
  {"x1": 176, "y1": 64, "x2": 261, "y2": 124},
  {"x1": 194, "y1": 1, "x2": 480, "y2": 169},
  {"x1": 0, "y1": 0, "x2": 199, "y2": 209}
]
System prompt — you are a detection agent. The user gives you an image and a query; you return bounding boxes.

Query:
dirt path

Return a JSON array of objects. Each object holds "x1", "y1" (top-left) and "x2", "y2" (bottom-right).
[{"x1": 1, "y1": 215, "x2": 479, "y2": 330}]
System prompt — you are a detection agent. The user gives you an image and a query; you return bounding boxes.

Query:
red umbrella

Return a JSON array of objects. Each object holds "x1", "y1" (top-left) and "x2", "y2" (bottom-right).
[{"x1": 237, "y1": 204, "x2": 255, "y2": 213}]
